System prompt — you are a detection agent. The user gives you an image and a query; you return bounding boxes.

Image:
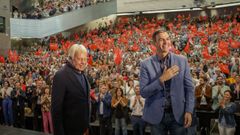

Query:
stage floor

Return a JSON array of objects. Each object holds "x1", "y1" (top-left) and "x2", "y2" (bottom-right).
[{"x1": 0, "y1": 126, "x2": 48, "y2": 135}]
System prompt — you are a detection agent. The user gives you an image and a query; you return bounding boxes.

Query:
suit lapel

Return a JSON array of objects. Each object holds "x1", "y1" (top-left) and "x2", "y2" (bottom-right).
[
  {"x1": 170, "y1": 53, "x2": 174, "y2": 67},
  {"x1": 82, "y1": 73, "x2": 90, "y2": 97},
  {"x1": 170, "y1": 53, "x2": 176, "y2": 91},
  {"x1": 66, "y1": 65, "x2": 87, "y2": 96},
  {"x1": 151, "y1": 55, "x2": 162, "y2": 77}
]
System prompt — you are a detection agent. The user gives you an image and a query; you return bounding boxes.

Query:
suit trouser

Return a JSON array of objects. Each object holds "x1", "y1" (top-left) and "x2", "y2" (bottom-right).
[
  {"x1": 218, "y1": 124, "x2": 235, "y2": 135},
  {"x1": 0, "y1": 99, "x2": 4, "y2": 124},
  {"x1": 33, "y1": 104, "x2": 42, "y2": 131},
  {"x1": 150, "y1": 110, "x2": 187, "y2": 135},
  {"x1": 2, "y1": 97, "x2": 13, "y2": 126},
  {"x1": 13, "y1": 105, "x2": 25, "y2": 128},
  {"x1": 198, "y1": 115, "x2": 211, "y2": 134},
  {"x1": 99, "y1": 115, "x2": 112, "y2": 135}
]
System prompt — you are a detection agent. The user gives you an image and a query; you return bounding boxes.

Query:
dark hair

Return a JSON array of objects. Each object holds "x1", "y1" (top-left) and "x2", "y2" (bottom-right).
[
  {"x1": 217, "y1": 75, "x2": 223, "y2": 80},
  {"x1": 152, "y1": 29, "x2": 168, "y2": 43},
  {"x1": 115, "y1": 87, "x2": 124, "y2": 98},
  {"x1": 121, "y1": 71, "x2": 127, "y2": 75},
  {"x1": 200, "y1": 75, "x2": 208, "y2": 82},
  {"x1": 42, "y1": 85, "x2": 51, "y2": 94},
  {"x1": 3, "y1": 81, "x2": 10, "y2": 87},
  {"x1": 127, "y1": 78, "x2": 134, "y2": 85},
  {"x1": 224, "y1": 90, "x2": 235, "y2": 102}
]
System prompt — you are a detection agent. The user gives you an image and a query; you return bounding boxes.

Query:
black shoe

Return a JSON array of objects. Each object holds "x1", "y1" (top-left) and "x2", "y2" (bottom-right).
[{"x1": 200, "y1": 127, "x2": 207, "y2": 135}]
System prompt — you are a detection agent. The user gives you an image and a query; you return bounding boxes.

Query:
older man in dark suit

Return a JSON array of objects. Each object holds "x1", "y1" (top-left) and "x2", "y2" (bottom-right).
[{"x1": 52, "y1": 44, "x2": 90, "y2": 135}]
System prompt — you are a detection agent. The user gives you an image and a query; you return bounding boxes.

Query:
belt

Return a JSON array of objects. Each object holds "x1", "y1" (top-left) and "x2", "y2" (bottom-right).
[{"x1": 132, "y1": 115, "x2": 142, "y2": 118}]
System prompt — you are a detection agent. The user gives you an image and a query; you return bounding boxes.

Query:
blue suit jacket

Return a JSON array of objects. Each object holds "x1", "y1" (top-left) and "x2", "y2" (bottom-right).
[
  {"x1": 96, "y1": 92, "x2": 112, "y2": 118},
  {"x1": 139, "y1": 53, "x2": 195, "y2": 125}
]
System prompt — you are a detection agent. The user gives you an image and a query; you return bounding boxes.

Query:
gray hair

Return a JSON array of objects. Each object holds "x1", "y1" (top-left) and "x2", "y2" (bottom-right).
[{"x1": 68, "y1": 44, "x2": 87, "y2": 60}]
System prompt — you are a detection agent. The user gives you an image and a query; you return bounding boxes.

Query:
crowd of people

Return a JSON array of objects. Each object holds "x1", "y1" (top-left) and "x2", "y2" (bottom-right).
[
  {"x1": 12, "y1": 0, "x2": 111, "y2": 19},
  {"x1": 1, "y1": 8, "x2": 240, "y2": 135}
]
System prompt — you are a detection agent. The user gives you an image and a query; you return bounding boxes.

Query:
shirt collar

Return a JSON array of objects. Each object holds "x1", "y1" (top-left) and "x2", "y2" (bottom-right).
[
  {"x1": 67, "y1": 61, "x2": 84, "y2": 75},
  {"x1": 157, "y1": 53, "x2": 170, "y2": 63}
]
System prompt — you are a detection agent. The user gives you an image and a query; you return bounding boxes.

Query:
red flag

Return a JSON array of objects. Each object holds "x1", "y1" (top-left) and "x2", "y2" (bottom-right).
[
  {"x1": 218, "y1": 41, "x2": 229, "y2": 57},
  {"x1": 49, "y1": 43, "x2": 58, "y2": 51},
  {"x1": 35, "y1": 49, "x2": 42, "y2": 56},
  {"x1": 200, "y1": 37, "x2": 208, "y2": 45},
  {"x1": 167, "y1": 23, "x2": 174, "y2": 30},
  {"x1": 8, "y1": 50, "x2": 12, "y2": 62},
  {"x1": 176, "y1": 23, "x2": 181, "y2": 29},
  {"x1": 186, "y1": 14, "x2": 191, "y2": 21},
  {"x1": 177, "y1": 14, "x2": 182, "y2": 20},
  {"x1": 105, "y1": 38, "x2": 114, "y2": 45},
  {"x1": 212, "y1": 53, "x2": 217, "y2": 60},
  {"x1": 202, "y1": 47, "x2": 211, "y2": 60},
  {"x1": 218, "y1": 41, "x2": 228, "y2": 49},
  {"x1": 114, "y1": 48, "x2": 122, "y2": 65},
  {"x1": 219, "y1": 64, "x2": 230, "y2": 74},
  {"x1": 118, "y1": 37, "x2": 128, "y2": 45},
  {"x1": 134, "y1": 27, "x2": 141, "y2": 34},
  {"x1": 74, "y1": 33, "x2": 79, "y2": 41},
  {"x1": 131, "y1": 42, "x2": 139, "y2": 52},
  {"x1": 8, "y1": 50, "x2": 18, "y2": 63},
  {"x1": 232, "y1": 28, "x2": 239, "y2": 35},
  {"x1": 218, "y1": 29, "x2": 225, "y2": 35},
  {"x1": 218, "y1": 49, "x2": 229, "y2": 57},
  {"x1": 42, "y1": 52, "x2": 50, "y2": 60},
  {"x1": 98, "y1": 44, "x2": 105, "y2": 52},
  {"x1": 170, "y1": 46, "x2": 180, "y2": 54},
  {"x1": 119, "y1": 17, "x2": 129, "y2": 24},
  {"x1": 229, "y1": 39, "x2": 240, "y2": 49},
  {"x1": 11, "y1": 50, "x2": 19, "y2": 63},
  {"x1": 203, "y1": 16, "x2": 207, "y2": 21},
  {"x1": 8, "y1": 50, "x2": 13, "y2": 58},
  {"x1": 183, "y1": 42, "x2": 190, "y2": 54},
  {"x1": 90, "y1": 89, "x2": 97, "y2": 101},
  {"x1": 21, "y1": 84, "x2": 26, "y2": 92},
  {"x1": 89, "y1": 44, "x2": 98, "y2": 51},
  {"x1": 88, "y1": 55, "x2": 93, "y2": 66},
  {"x1": 150, "y1": 45, "x2": 156, "y2": 54},
  {"x1": 62, "y1": 41, "x2": 74, "y2": 53},
  {"x1": 102, "y1": 31, "x2": 106, "y2": 36},
  {"x1": 0, "y1": 56, "x2": 5, "y2": 63},
  {"x1": 61, "y1": 39, "x2": 65, "y2": 45}
]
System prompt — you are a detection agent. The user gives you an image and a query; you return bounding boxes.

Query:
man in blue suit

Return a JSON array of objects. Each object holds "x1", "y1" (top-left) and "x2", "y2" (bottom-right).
[
  {"x1": 96, "y1": 81, "x2": 112, "y2": 135},
  {"x1": 139, "y1": 29, "x2": 195, "y2": 135}
]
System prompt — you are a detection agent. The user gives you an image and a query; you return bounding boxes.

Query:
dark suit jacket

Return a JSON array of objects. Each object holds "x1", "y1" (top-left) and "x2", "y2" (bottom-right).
[
  {"x1": 51, "y1": 62, "x2": 90, "y2": 135},
  {"x1": 11, "y1": 88, "x2": 26, "y2": 109}
]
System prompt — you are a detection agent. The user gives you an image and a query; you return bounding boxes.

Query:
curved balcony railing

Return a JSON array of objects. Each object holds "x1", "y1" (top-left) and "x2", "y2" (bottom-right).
[{"x1": 10, "y1": 0, "x2": 116, "y2": 38}]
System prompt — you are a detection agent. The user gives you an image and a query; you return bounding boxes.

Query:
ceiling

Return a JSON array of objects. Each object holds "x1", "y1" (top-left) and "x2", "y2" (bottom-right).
[{"x1": 117, "y1": 0, "x2": 240, "y2": 13}]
